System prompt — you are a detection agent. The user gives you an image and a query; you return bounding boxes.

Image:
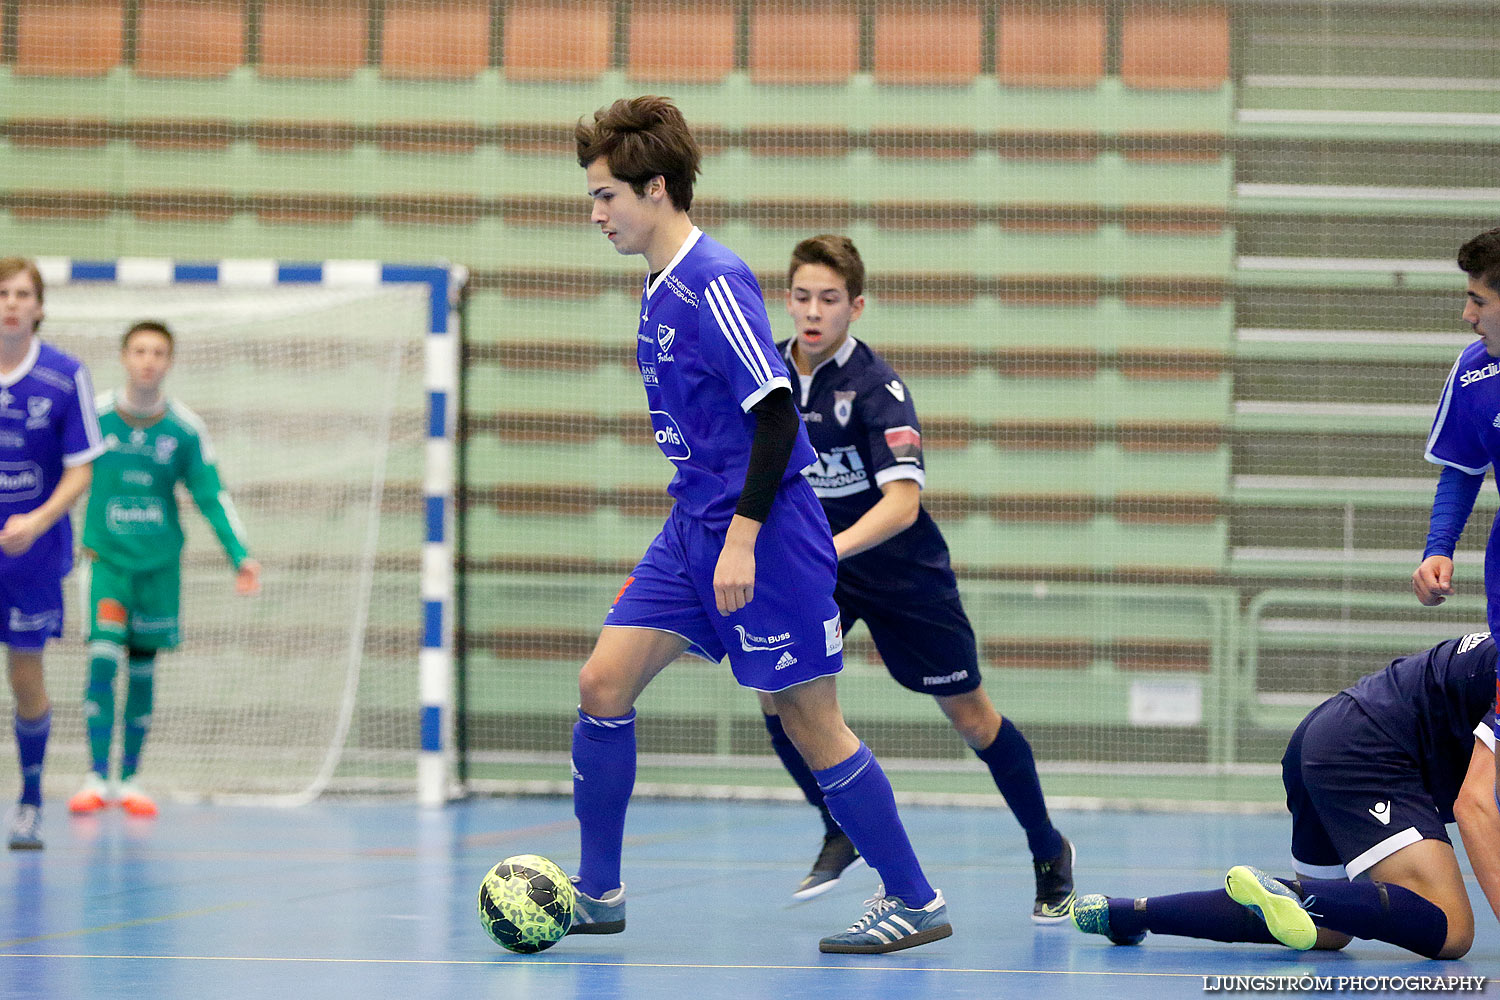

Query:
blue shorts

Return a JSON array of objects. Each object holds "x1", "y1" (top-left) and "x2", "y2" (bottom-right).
[
  {"x1": 0, "y1": 548, "x2": 65, "y2": 650},
  {"x1": 605, "y1": 479, "x2": 844, "y2": 692},
  {"x1": 1283, "y1": 693, "x2": 1450, "y2": 880},
  {"x1": 839, "y1": 589, "x2": 980, "y2": 696}
]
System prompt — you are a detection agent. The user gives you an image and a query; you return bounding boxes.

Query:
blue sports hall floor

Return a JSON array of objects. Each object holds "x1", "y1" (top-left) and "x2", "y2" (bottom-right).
[{"x1": 1, "y1": 796, "x2": 1495, "y2": 999}]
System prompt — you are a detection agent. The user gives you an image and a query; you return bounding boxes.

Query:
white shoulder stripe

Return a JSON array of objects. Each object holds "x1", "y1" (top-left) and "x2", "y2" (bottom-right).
[
  {"x1": 1425, "y1": 352, "x2": 1464, "y2": 456},
  {"x1": 705, "y1": 275, "x2": 773, "y2": 384},
  {"x1": 73, "y1": 365, "x2": 103, "y2": 450}
]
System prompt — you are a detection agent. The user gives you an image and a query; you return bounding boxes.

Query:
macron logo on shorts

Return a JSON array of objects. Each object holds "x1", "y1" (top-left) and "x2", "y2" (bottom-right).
[{"x1": 1368, "y1": 801, "x2": 1391, "y2": 825}]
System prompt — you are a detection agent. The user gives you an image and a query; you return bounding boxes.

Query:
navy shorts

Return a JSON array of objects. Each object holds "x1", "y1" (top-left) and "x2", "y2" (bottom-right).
[
  {"x1": 605, "y1": 479, "x2": 844, "y2": 692},
  {"x1": 1283, "y1": 693, "x2": 1451, "y2": 880},
  {"x1": 838, "y1": 589, "x2": 981, "y2": 697}
]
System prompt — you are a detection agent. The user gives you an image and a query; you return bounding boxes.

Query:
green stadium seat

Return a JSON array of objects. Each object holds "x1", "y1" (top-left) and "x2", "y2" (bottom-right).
[
  {"x1": 258, "y1": 1, "x2": 369, "y2": 79},
  {"x1": 1121, "y1": 3, "x2": 1230, "y2": 91},
  {"x1": 748, "y1": 2, "x2": 859, "y2": 85},
  {"x1": 502, "y1": 1, "x2": 613, "y2": 81},
  {"x1": 15, "y1": 0, "x2": 124, "y2": 77},
  {"x1": 628, "y1": 1, "x2": 737, "y2": 84},
  {"x1": 136, "y1": 0, "x2": 245, "y2": 80},
  {"x1": 382, "y1": 1, "x2": 490, "y2": 80},
  {"x1": 996, "y1": 3, "x2": 1104, "y2": 88},
  {"x1": 873, "y1": 2, "x2": 983, "y2": 86}
]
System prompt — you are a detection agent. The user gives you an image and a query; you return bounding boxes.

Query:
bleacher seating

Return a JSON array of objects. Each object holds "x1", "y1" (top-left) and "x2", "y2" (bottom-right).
[
  {"x1": 501, "y1": 0, "x2": 613, "y2": 81},
  {"x1": 628, "y1": 0, "x2": 737, "y2": 83},
  {"x1": 15, "y1": 0, "x2": 123, "y2": 77},
  {"x1": 136, "y1": 0, "x2": 245, "y2": 79},
  {"x1": 258, "y1": 1, "x2": 368, "y2": 79}
]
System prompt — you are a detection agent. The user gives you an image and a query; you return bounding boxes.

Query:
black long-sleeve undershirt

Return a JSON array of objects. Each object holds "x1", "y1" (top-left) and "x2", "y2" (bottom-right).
[{"x1": 734, "y1": 387, "x2": 799, "y2": 524}]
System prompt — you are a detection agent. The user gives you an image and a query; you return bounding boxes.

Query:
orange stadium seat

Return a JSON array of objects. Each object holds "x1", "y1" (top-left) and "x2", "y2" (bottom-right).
[
  {"x1": 628, "y1": 1, "x2": 736, "y2": 83},
  {"x1": 136, "y1": 1, "x2": 246, "y2": 79},
  {"x1": 259, "y1": 1, "x2": 369, "y2": 78},
  {"x1": 382, "y1": 1, "x2": 490, "y2": 80},
  {"x1": 1121, "y1": 3, "x2": 1230, "y2": 90},
  {"x1": 502, "y1": 1, "x2": 613, "y2": 81},
  {"x1": 749, "y1": 2, "x2": 859, "y2": 85},
  {"x1": 15, "y1": 0, "x2": 124, "y2": 77},
  {"x1": 996, "y1": 3, "x2": 1105, "y2": 88},
  {"x1": 873, "y1": 1, "x2": 982, "y2": 86}
]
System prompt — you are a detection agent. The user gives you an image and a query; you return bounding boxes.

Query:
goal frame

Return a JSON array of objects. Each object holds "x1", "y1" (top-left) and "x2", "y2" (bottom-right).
[{"x1": 34, "y1": 256, "x2": 467, "y2": 807}]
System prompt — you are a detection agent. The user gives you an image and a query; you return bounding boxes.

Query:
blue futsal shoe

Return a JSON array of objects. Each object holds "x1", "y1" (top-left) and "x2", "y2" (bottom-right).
[
  {"x1": 1225, "y1": 865, "x2": 1316, "y2": 951},
  {"x1": 566, "y1": 879, "x2": 626, "y2": 935},
  {"x1": 819, "y1": 886, "x2": 952, "y2": 954},
  {"x1": 1072, "y1": 894, "x2": 1145, "y2": 945}
]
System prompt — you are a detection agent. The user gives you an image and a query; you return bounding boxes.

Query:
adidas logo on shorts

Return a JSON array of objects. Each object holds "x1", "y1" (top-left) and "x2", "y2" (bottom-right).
[{"x1": 775, "y1": 651, "x2": 798, "y2": 670}]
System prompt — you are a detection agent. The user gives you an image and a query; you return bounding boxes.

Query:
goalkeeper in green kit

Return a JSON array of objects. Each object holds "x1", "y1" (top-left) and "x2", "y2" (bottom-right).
[{"x1": 68, "y1": 321, "x2": 259, "y2": 817}]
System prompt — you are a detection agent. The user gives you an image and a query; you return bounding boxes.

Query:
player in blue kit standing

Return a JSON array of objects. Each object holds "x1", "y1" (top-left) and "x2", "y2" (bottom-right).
[
  {"x1": 1414, "y1": 229, "x2": 1500, "y2": 631},
  {"x1": 568, "y1": 96, "x2": 951, "y2": 953},
  {"x1": 1073, "y1": 632, "x2": 1499, "y2": 958},
  {"x1": 755, "y1": 235, "x2": 1075, "y2": 921},
  {"x1": 0, "y1": 256, "x2": 105, "y2": 849}
]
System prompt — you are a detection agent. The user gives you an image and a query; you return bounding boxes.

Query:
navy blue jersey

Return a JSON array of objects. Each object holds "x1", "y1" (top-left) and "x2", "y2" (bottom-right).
[
  {"x1": 638, "y1": 229, "x2": 814, "y2": 525},
  {"x1": 0, "y1": 337, "x2": 104, "y2": 580},
  {"x1": 1343, "y1": 632, "x2": 1497, "y2": 821},
  {"x1": 778, "y1": 336, "x2": 957, "y2": 602}
]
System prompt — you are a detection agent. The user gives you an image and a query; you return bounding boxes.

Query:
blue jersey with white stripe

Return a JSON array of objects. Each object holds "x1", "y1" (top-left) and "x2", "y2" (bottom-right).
[
  {"x1": 1426, "y1": 340, "x2": 1500, "y2": 475},
  {"x1": 636, "y1": 228, "x2": 815, "y2": 524},
  {"x1": 1344, "y1": 632, "x2": 1497, "y2": 820},
  {"x1": 0, "y1": 338, "x2": 105, "y2": 578}
]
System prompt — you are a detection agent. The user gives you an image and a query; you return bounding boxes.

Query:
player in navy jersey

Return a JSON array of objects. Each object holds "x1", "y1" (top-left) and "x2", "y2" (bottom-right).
[
  {"x1": 1073, "y1": 633, "x2": 1500, "y2": 959},
  {"x1": 568, "y1": 97, "x2": 950, "y2": 953},
  {"x1": 753, "y1": 235, "x2": 1075, "y2": 921},
  {"x1": 0, "y1": 256, "x2": 105, "y2": 849},
  {"x1": 1415, "y1": 229, "x2": 1500, "y2": 635}
]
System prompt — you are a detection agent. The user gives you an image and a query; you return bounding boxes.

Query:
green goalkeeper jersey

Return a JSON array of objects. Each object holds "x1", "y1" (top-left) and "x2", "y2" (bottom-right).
[{"x1": 82, "y1": 391, "x2": 250, "y2": 572}]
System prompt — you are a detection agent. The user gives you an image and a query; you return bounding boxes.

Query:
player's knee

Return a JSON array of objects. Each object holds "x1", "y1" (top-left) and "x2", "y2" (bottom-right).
[
  {"x1": 576, "y1": 658, "x2": 632, "y2": 717},
  {"x1": 936, "y1": 692, "x2": 999, "y2": 747},
  {"x1": 1312, "y1": 928, "x2": 1352, "y2": 951},
  {"x1": 1437, "y1": 906, "x2": 1474, "y2": 959}
]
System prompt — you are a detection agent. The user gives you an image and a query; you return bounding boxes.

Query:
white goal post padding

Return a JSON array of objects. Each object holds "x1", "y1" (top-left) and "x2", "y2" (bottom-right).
[{"x1": 24, "y1": 258, "x2": 462, "y2": 805}]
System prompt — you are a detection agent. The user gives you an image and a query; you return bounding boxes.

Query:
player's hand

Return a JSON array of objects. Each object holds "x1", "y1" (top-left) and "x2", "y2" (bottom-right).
[
  {"x1": 713, "y1": 517, "x2": 759, "y2": 616},
  {"x1": 0, "y1": 512, "x2": 44, "y2": 557},
  {"x1": 1412, "y1": 555, "x2": 1455, "y2": 606},
  {"x1": 235, "y1": 558, "x2": 261, "y2": 596}
]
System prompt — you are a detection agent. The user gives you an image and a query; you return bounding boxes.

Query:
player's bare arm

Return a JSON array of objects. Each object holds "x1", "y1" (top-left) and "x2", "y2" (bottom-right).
[
  {"x1": 831, "y1": 479, "x2": 920, "y2": 560},
  {"x1": 1453, "y1": 738, "x2": 1500, "y2": 926},
  {"x1": 1413, "y1": 554, "x2": 1455, "y2": 605},
  {"x1": 0, "y1": 463, "x2": 91, "y2": 556}
]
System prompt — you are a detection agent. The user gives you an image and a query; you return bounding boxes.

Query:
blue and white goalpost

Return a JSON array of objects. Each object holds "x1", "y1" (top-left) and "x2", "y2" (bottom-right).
[{"x1": 34, "y1": 258, "x2": 466, "y2": 807}]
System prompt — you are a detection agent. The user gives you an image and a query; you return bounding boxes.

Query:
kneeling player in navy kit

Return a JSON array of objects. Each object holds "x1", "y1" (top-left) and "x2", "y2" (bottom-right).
[
  {"x1": 1074, "y1": 632, "x2": 1500, "y2": 958},
  {"x1": 756, "y1": 235, "x2": 1075, "y2": 923}
]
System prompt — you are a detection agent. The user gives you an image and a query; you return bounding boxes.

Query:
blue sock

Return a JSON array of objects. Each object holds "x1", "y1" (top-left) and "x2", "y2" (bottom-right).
[
  {"x1": 813, "y1": 742, "x2": 934, "y2": 908},
  {"x1": 571, "y1": 708, "x2": 636, "y2": 899},
  {"x1": 975, "y1": 717, "x2": 1062, "y2": 861},
  {"x1": 1294, "y1": 877, "x2": 1447, "y2": 958},
  {"x1": 15, "y1": 708, "x2": 51, "y2": 807},
  {"x1": 763, "y1": 714, "x2": 838, "y2": 836},
  {"x1": 1111, "y1": 889, "x2": 1277, "y2": 943}
]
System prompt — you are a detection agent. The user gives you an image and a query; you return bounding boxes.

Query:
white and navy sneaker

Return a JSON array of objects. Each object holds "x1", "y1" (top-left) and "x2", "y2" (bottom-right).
[
  {"x1": 566, "y1": 878, "x2": 626, "y2": 935},
  {"x1": 819, "y1": 886, "x2": 952, "y2": 954},
  {"x1": 793, "y1": 830, "x2": 864, "y2": 901},
  {"x1": 7, "y1": 803, "x2": 43, "y2": 851},
  {"x1": 1032, "y1": 834, "x2": 1076, "y2": 923}
]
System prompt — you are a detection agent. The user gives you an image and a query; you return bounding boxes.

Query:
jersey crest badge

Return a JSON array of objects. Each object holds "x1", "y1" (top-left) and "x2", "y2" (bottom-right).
[
  {"x1": 886, "y1": 380, "x2": 905, "y2": 402},
  {"x1": 25, "y1": 396, "x2": 51, "y2": 428},
  {"x1": 833, "y1": 390, "x2": 855, "y2": 427},
  {"x1": 1492, "y1": 412, "x2": 1500, "y2": 429},
  {"x1": 656, "y1": 324, "x2": 675, "y2": 361}
]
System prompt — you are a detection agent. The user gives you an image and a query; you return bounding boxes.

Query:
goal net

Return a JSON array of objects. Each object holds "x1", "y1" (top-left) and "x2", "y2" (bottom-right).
[{"x1": 36, "y1": 268, "x2": 428, "y2": 804}]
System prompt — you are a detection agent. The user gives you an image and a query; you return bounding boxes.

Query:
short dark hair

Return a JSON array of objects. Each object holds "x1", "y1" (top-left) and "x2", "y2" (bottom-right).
[
  {"x1": 122, "y1": 319, "x2": 173, "y2": 352},
  {"x1": 788, "y1": 235, "x2": 865, "y2": 300},
  {"x1": 576, "y1": 96, "x2": 701, "y2": 212},
  {"x1": 1458, "y1": 228, "x2": 1500, "y2": 295}
]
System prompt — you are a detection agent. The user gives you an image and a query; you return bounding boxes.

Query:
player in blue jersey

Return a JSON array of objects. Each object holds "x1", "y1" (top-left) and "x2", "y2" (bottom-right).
[
  {"x1": 1073, "y1": 633, "x2": 1500, "y2": 958},
  {"x1": 0, "y1": 256, "x2": 105, "y2": 849},
  {"x1": 568, "y1": 96, "x2": 950, "y2": 954},
  {"x1": 753, "y1": 235, "x2": 1074, "y2": 921},
  {"x1": 1415, "y1": 229, "x2": 1500, "y2": 633}
]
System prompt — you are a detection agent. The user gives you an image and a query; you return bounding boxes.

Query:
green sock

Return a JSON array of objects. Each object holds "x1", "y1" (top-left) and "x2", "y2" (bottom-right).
[
  {"x1": 121, "y1": 653, "x2": 156, "y2": 780},
  {"x1": 84, "y1": 642, "x2": 123, "y2": 776}
]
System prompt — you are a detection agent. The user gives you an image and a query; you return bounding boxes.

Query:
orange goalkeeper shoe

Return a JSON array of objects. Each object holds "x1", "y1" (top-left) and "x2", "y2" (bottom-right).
[
  {"x1": 118, "y1": 779, "x2": 158, "y2": 818},
  {"x1": 68, "y1": 774, "x2": 111, "y2": 814}
]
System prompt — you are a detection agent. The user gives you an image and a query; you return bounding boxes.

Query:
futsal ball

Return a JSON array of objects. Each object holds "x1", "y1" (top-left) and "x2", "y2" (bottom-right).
[{"x1": 478, "y1": 854, "x2": 576, "y2": 953}]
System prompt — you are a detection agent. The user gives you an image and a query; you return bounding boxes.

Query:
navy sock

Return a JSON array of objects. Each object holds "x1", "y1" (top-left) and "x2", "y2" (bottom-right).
[
  {"x1": 1111, "y1": 890, "x2": 1277, "y2": 944},
  {"x1": 1295, "y1": 878, "x2": 1447, "y2": 958},
  {"x1": 763, "y1": 714, "x2": 838, "y2": 836},
  {"x1": 813, "y1": 742, "x2": 934, "y2": 909},
  {"x1": 571, "y1": 708, "x2": 636, "y2": 899},
  {"x1": 15, "y1": 708, "x2": 51, "y2": 807},
  {"x1": 975, "y1": 717, "x2": 1062, "y2": 860}
]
